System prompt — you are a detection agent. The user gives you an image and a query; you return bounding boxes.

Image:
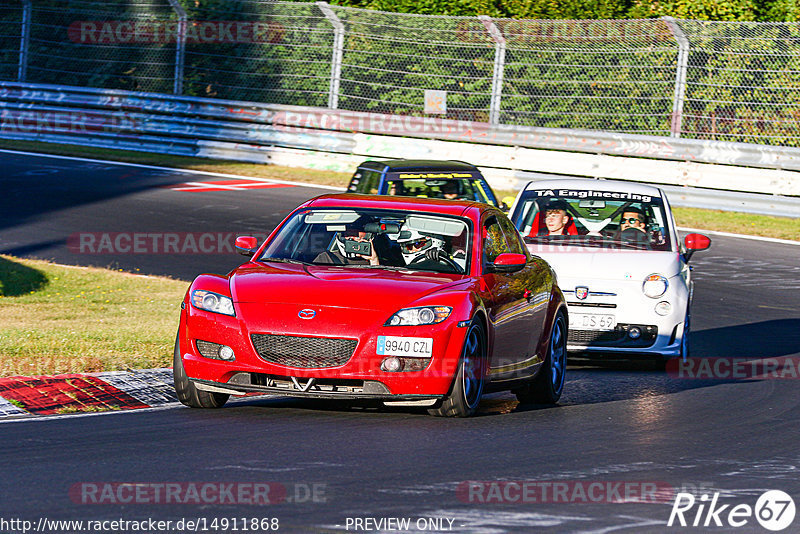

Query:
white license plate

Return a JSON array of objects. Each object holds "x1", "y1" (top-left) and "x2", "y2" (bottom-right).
[
  {"x1": 572, "y1": 312, "x2": 616, "y2": 331},
  {"x1": 377, "y1": 336, "x2": 433, "y2": 357}
]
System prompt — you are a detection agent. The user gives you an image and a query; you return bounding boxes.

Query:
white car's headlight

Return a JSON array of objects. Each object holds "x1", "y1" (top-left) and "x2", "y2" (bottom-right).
[
  {"x1": 642, "y1": 274, "x2": 669, "y2": 299},
  {"x1": 191, "y1": 289, "x2": 235, "y2": 316},
  {"x1": 386, "y1": 306, "x2": 452, "y2": 326}
]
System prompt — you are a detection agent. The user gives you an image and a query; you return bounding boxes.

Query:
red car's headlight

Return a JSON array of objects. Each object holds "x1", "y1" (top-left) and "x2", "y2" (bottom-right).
[
  {"x1": 385, "y1": 306, "x2": 452, "y2": 326},
  {"x1": 191, "y1": 289, "x2": 235, "y2": 316}
]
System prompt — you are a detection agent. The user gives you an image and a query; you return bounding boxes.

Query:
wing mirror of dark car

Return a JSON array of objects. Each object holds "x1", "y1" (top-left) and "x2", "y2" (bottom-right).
[
  {"x1": 235, "y1": 235, "x2": 259, "y2": 256},
  {"x1": 488, "y1": 253, "x2": 527, "y2": 273},
  {"x1": 683, "y1": 233, "x2": 711, "y2": 261}
]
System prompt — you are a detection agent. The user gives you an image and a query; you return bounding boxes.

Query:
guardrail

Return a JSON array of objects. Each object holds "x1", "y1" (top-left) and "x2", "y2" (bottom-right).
[{"x1": 1, "y1": 82, "x2": 799, "y2": 217}]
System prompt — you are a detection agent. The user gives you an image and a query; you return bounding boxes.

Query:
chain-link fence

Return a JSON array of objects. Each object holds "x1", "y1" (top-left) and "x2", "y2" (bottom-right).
[
  {"x1": 679, "y1": 20, "x2": 800, "y2": 144},
  {"x1": 0, "y1": 1, "x2": 24, "y2": 82},
  {"x1": 19, "y1": 0, "x2": 179, "y2": 93},
  {"x1": 3, "y1": 0, "x2": 800, "y2": 145}
]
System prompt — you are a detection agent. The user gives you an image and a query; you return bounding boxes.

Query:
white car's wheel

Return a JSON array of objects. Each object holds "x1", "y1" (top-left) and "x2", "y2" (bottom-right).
[
  {"x1": 680, "y1": 310, "x2": 690, "y2": 359},
  {"x1": 657, "y1": 310, "x2": 690, "y2": 371}
]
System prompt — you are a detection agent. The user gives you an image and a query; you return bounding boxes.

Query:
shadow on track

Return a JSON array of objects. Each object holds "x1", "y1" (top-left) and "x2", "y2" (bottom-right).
[
  {"x1": 693, "y1": 319, "x2": 800, "y2": 359},
  {"x1": 0, "y1": 159, "x2": 192, "y2": 233}
]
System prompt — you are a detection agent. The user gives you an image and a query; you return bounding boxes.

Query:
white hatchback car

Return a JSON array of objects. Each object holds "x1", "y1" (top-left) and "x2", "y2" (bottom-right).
[{"x1": 508, "y1": 178, "x2": 710, "y2": 364}]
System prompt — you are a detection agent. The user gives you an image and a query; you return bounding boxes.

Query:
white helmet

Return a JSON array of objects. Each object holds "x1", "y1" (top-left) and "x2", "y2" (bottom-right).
[{"x1": 397, "y1": 228, "x2": 444, "y2": 266}]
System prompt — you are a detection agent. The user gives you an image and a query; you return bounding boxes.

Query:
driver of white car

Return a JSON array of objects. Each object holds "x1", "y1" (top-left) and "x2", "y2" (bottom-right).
[{"x1": 617, "y1": 205, "x2": 652, "y2": 248}]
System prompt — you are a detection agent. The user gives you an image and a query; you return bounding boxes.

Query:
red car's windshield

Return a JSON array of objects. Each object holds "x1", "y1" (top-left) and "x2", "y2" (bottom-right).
[{"x1": 260, "y1": 208, "x2": 471, "y2": 275}]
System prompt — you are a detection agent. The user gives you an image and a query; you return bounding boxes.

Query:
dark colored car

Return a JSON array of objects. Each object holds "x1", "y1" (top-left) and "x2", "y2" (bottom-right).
[{"x1": 347, "y1": 159, "x2": 505, "y2": 208}]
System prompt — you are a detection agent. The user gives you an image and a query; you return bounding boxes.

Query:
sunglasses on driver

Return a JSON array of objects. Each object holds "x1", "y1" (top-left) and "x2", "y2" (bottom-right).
[{"x1": 401, "y1": 238, "x2": 431, "y2": 253}]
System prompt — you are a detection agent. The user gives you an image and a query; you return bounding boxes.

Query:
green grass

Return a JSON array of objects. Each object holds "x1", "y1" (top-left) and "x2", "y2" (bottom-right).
[
  {"x1": 0, "y1": 255, "x2": 187, "y2": 376},
  {"x1": 2, "y1": 138, "x2": 796, "y2": 241},
  {"x1": 673, "y1": 207, "x2": 800, "y2": 241},
  {"x1": 55, "y1": 405, "x2": 119, "y2": 414}
]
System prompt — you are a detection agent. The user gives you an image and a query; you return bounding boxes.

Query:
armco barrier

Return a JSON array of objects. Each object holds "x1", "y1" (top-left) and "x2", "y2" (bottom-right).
[{"x1": 1, "y1": 82, "x2": 799, "y2": 216}]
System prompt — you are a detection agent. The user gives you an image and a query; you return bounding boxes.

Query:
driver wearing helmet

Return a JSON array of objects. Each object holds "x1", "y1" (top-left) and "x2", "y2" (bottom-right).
[{"x1": 396, "y1": 227, "x2": 466, "y2": 272}]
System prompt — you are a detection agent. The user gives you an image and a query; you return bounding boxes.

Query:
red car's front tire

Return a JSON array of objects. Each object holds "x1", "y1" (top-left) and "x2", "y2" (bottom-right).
[
  {"x1": 173, "y1": 336, "x2": 229, "y2": 409},
  {"x1": 428, "y1": 320, "x2": 486, "y2": 418}
]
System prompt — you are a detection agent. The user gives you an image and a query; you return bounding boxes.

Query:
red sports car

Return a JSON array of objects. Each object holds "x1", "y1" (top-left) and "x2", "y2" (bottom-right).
[{"x1": 174, "y1": 194, "x2": 568, "y2": 417}]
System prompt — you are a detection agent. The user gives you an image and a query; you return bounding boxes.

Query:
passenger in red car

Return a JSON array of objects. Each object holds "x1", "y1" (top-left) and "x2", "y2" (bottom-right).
[{"x1": 315, "y1": 230, "x2": 381, "y2": 266}]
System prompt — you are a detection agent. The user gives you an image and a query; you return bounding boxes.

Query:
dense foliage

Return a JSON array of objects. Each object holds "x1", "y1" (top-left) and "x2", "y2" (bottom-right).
[{"x1": 333, "y1": 0, "x2": 798, "y2": 22}]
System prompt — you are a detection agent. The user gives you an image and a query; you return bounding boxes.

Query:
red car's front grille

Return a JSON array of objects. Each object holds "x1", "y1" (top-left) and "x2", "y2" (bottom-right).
[{"x1": 250, "y1": 334, "x2": 357, "y2": 369}]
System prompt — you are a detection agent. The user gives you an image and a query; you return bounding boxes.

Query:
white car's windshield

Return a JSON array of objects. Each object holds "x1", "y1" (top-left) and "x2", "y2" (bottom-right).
[
  {"x1": 260, "y1": 208, "x2": 470, "y2": 274},
  {"x1": 511, "y1": 188, "x2": 672, "y2": 251}
]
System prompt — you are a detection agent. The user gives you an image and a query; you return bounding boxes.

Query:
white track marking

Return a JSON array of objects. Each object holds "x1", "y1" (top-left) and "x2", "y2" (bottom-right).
[
  {"x1": 0, "y1": 403, "x2": 180, "y2": 424},
  {"x1": 1, "y1": 148, "x2": 794, "y2": 241},
  {"x1": 0, "y1": 148, "x2": 346, "y2": 191},
  {"x1": 96, "y1": 369, "x2": 177, "y2": 406},
  {"x1": 0, "y1": 396, "x2": 27, "y2": 417},
  {"x1": 677, "y1": 226, "x2": 800, "y2": 246},
  {"x1": 170, "y1": 181, "x2": 243, "y2": 191}
]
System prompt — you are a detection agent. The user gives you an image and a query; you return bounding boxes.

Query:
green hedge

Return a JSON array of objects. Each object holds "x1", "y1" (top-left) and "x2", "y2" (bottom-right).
[
  {"x1": 3, "y1": 1, "x2": 800, "y2": 145},
  {"x1": 332, "y1": 0, "x2": 794, "y2": 22}
]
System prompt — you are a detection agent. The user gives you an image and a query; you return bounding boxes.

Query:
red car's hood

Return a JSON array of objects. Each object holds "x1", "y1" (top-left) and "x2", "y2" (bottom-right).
[{"x1": 230, "y1": 261, "x2": 464, "y2": 311}]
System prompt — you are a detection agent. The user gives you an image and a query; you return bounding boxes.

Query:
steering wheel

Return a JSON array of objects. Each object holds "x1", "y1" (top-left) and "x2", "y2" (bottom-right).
[
  {"x1": 408, "y1": 253, "x2": 464, "y2": 274},
  {"x1": 618, "y1": 227, "x2": 651, "y2": 249}
]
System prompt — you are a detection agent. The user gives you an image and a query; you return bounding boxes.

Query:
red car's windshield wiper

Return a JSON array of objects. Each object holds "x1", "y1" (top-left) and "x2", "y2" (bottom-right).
[
  {"x1": 260, "y1": 257, "x2": 312, "y2": 266},
  {"x1": 344, "y1": 264, "x2": 409, "y2": 271},
  {"x1": 524, "y1": 235, "x2": 581, "y2": 244}
]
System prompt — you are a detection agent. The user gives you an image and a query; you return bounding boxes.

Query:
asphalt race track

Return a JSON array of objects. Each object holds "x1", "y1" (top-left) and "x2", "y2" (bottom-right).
[{"x1": 1, "y1": 150, "x2": 799, "y2": 533}]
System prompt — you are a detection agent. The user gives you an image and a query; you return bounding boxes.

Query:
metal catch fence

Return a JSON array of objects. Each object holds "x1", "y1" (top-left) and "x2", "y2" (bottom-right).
[{"x1": 2, "y1": 1, "x2": 800, "y2": 145}]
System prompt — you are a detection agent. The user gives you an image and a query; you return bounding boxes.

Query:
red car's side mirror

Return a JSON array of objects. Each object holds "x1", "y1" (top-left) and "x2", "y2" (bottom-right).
[
  {"x1": 683, "y1": 233, "x2": 710, "y2": 262},
  {"x1": 235, "y1": 236, "x2": 258, "y2": 256},
  {"x1": 490, "y1": 253, "x2": 527, "y2": 273}
]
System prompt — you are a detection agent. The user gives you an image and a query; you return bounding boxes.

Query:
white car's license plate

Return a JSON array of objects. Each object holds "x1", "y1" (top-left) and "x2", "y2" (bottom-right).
[
  {"x1": 377, "y1": 336, "x2": 433, "y2": 357},
  {"x1": 572, "y1": 312, "x2": 616, "y2": 331}
]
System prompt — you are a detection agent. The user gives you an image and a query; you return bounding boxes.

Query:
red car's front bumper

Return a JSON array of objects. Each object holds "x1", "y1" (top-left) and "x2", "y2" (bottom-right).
[{"x1": 178, "y1": 302, "x2": 470, "y2": 399}]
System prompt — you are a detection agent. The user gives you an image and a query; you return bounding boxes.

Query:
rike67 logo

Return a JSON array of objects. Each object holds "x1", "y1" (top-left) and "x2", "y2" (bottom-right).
[{"x1": 668, "y1": 490, "x2": 796, "y2": 531}]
